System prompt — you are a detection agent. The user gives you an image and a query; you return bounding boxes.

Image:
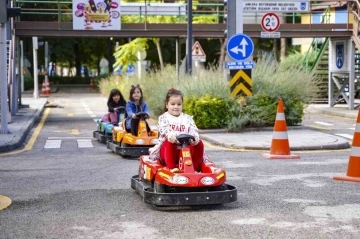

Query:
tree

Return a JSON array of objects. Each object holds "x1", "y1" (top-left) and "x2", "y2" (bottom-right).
[{"x1": 113, "y1": 38, "x2": 149, "y2": 72}]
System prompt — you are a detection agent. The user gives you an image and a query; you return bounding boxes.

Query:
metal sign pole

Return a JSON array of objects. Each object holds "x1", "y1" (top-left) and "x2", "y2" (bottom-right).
[
  {"x1": 0, "y1": 23, "x2": 9, "y2": 134},
  {"x1": 237, "y1": 0, "x2": 243, "y2": 34},
  {"x1": 186, "y1": 0, "x2": 192, "y2": 75},
  {"x1": 20, "y1": 40, "x2": 24, "y2": 92},
  {"x1": 45, "y1": 41, "x2": 48, "y2": 86}
]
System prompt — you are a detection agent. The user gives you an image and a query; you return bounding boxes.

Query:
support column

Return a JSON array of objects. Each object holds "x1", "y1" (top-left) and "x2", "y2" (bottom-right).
[
  {"x1": 0, "y1": 23, "x2": 9, "y2": 133},
  {"x1": 45, "y1": 41, "x2": 49, "y2": 86},
  {"x1": 176, "y1": 38, "x2": 179, "y2": 81},
  {"x1": 349, "y1": 39, "x2": 355, "y2": 110},
  {"x1": 328, "y1": 37, "x2": 355, "y2": 109},
  {"x1": 32, "y1": 37, "x2": 39, "y2": 99},
  {"x1": 20, "y1": 40, "x2": 24, "y2": 92}
]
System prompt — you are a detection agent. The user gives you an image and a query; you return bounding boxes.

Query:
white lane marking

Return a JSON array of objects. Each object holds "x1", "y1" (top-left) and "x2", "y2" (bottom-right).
[
  {"x1": 231, "y1": 218, "x2": 267, "y2": 225},
  {"x1": 218, "y1": 160, "x2": 253, "y2": 168},
  {"x1": 93, "y1": 119, "x2": 99, "y2": 122},
  {"x1": 77, "y1": 139, "x2": 94, "y2": 148},
  {"x1": 314, "y1": 121, "x2": 333, "y2": 126},
  {"x1": 347, "y1": 128, "x2": 355, "y2": 130},
  {"x1": 48, "y1": 137, "x2": 94, "y2": 140},
  {"x1": 249, "y1": 173, "x2": 337, "y2": 187},
  {"x1": 335, "y1": 133, "x2": 353, "y2": 140},
  {"x1": 295, "y1": 159, "x2": 347, "y2": 165},
  {"x1": 304, "y1": 204, "x2": 360, "y2": 222},
  {"x1": 44, "y1": 140, "x2": 62, "y2": 149},
  {"x1": 283, "y1": 199, "x2": 327, "y2": 205},
  {"x1": 90, "y1": 114, "x2": 97, "y2": 118},
  {"x1": 84, "y1": 107, "x2": 90, "y2": 111},
  {"x1": 86, "y1": 110, "x2": 94, "y2": 115}
]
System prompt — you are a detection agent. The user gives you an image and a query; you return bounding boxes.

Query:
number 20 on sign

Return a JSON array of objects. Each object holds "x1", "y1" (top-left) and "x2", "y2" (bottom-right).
[{"x1": 261, "y1": 13, "x2": 280, "y2": 32}]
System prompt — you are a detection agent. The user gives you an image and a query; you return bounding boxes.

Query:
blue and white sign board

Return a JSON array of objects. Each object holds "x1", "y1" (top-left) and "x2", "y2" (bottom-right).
[
  {"x1": 336, "y1": 43, "x2": 344, "y2": 69},
  {"x1": 226, "y1": 61, "x2": 255, "y2": 70},
  {"x1": 243, "y1": 0, "x2": 310, "y2": 13},
  {"x1": 329, "y1": 39, "x2": 351, "y2": 72},
  {"x1": 227, "y1": 33, "x2": 254, "y2": 61}
]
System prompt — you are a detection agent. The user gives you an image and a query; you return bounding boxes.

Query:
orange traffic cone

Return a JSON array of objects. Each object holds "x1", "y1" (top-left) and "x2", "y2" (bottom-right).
[
  {"x1": 262, "y1": 98, "x2": 300, "y2": 159},
  {"x1": 334, "y1": 109, "x2": 360, "y2": 182},
  {"x1": 45, "y1": 79, "x2": 51, "y2": 95},
  {"x1": 41, "y1": 80, "x2": 47, "y2": 95}
]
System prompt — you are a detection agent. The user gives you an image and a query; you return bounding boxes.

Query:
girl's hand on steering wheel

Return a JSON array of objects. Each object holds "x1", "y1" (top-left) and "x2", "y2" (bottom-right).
[
  {"x1": 190, "y1": 139, "x2": 197, "y2": 146},
  {"x1": 168, "y1": 135, "x2": 177, "y2": 144},
  {"x1": 131, "y1": 114, "x2": 137, "y2": 119}
]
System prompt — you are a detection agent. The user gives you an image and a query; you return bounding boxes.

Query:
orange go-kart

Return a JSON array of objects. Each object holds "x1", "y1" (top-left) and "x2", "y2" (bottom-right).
[
  {"x1": 131, "y1": 134, "x2": 237, "y2": 206},
  {"x1": 107, "y1": 112, "x2": 158, "y2": 157}
]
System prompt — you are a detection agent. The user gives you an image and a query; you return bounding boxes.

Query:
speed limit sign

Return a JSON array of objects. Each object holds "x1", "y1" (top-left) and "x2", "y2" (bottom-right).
[{"x1": 261, "y1": 13, "x2": 280, "y2": 32}]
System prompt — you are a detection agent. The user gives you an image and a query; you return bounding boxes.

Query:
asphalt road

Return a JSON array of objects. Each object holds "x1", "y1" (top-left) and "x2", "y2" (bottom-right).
[{"x1": 1, "y1": 88, "x2": 360, "y2": 239}]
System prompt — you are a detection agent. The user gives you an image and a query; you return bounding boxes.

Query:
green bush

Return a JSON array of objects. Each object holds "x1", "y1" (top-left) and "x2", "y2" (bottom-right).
[
  {"x1": 184, "y1": 95, "x2": 234, "y2": 129},
  {"x1": 227, "y1": 94, "x2": 304, "y2": 131},
  {"x1": 24, "y1": 77, "x2": 34, "y2": 90},
  {"x1": 23, "y1": 75, "x2": 93, "y2": 91},
  {"x1": 48, "y1": 76, "x2": 91, "y2": 85}
]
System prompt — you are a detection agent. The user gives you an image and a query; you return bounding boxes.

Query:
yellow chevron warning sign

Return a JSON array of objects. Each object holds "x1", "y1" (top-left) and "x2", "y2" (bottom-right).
[{"x1": 229, "y1": 69, "x2": 252, "y2": 97}]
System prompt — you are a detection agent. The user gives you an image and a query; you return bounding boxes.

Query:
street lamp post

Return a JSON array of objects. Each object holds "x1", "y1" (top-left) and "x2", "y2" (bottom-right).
[{"x1": 186, "y1": 0, "x2": 192, "y2": 75}]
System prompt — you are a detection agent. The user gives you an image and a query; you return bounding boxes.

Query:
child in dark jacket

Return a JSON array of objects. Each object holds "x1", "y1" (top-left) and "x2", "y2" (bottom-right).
[{"x1": 101, "y1": 88, "x2": 127, "y2": 125}]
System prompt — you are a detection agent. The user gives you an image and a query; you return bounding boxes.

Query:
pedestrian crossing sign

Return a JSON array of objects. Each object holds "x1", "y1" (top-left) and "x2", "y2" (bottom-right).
[{"x1": 192, "y1": 41, "x2": 206, "y2": 62}]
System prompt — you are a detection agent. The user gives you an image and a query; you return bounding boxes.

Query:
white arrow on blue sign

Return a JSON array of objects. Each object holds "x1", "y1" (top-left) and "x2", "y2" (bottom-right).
[{"x1": 227, "y1": 33, "x2": 254, "y2": 61}]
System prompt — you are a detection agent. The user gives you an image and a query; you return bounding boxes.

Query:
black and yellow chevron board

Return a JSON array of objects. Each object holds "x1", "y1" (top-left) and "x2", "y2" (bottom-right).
[{"x1": 229, "y1": 69, "x2": 252, "y2": 97}]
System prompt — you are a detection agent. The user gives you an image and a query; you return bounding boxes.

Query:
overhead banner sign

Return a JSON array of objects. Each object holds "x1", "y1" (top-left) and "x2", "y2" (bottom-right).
[
  {"x1": 243, "y1": 0, "x2": 310, "y2": 12},
  {"x1": 73, "y1": 0, "x2": 121, "y2": 30}
]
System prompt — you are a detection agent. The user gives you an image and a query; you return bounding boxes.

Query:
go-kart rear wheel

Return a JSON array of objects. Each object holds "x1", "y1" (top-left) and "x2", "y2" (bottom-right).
[{"x1": 154, "y1": 181, "x2": 166, "y2": 193}]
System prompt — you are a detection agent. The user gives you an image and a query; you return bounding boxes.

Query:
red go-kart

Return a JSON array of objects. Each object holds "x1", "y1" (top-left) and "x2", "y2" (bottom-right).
[{"x1": 131, "y1": 134, "x2": 237, "y2": 206}]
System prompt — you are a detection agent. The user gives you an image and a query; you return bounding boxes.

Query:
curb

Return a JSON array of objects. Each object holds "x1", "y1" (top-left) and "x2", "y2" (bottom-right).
[
  {"x1": 315, "y1": 108, "x2": 358, "y2": 119},
  {"x1": 199, "y1": 125, "x2": 311, "y2": 134},
  {"x1": 200, "y1": 134, "x2": 351, "y2": 151},
  {"x1": 0, "y1": 99, "x2": 48, "y2": 153}
]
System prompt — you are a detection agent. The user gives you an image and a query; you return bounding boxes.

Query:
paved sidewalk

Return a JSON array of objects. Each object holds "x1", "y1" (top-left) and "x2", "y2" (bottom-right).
[
  {"x1": 0, "y1": 96, "x2": 358, "y2": 153},
  {"x1": 0, "y1": 98, "x2": 47, "y2": 153}
]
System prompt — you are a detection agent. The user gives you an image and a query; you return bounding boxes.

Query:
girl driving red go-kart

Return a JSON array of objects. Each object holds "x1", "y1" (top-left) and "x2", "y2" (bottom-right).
[{"x1": 149, "y1": 88, "x2": 204, "y2": 173}]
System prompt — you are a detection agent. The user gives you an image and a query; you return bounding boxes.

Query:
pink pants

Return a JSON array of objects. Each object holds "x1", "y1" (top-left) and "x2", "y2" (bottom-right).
[
  {"x1": 101, "y1": 112, "x2": 118, "y2": 125},
  {"x1": 160, "y1": 140, "x2": 204, "y2": 172},
  {"x1": 109, "y1": 112, "x2": 119, "y2": 124}
]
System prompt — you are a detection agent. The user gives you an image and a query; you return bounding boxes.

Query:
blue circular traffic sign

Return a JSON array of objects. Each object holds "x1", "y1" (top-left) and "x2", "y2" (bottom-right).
[{"x1": 226, "y1": 33, "x2": 254, "y2": 61}]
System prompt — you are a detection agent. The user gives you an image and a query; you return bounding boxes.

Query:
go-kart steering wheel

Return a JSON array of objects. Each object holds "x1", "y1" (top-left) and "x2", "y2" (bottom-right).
[
  {"x1": 135, "y1": 112, "x2": 149, "y2": 120},
  {"x1": 176, "y1": 134, "x2": 195, "y2": 147},
  {"x1": 116, "y1": 106, "x2": 126, "y2": 111}
]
